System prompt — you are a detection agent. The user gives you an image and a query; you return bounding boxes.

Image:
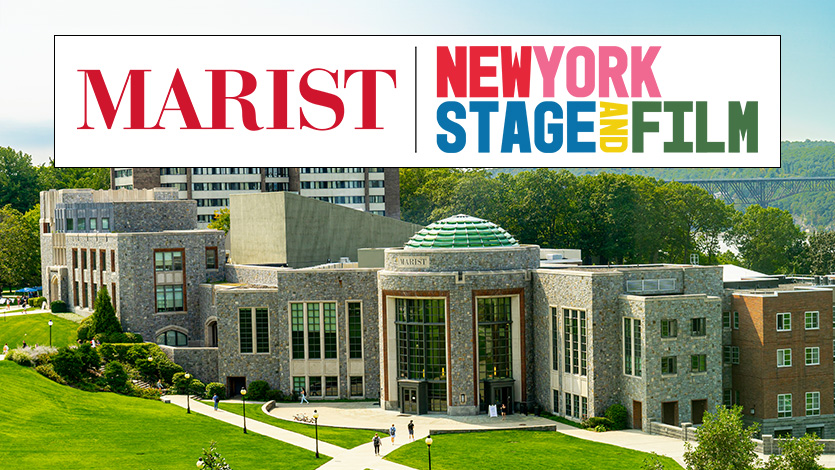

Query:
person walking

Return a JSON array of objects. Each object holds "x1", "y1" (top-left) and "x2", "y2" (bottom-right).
[
  {"x1": 501, "y1": 403, "x2": 507, "y2": 420},
  {"x1": 372, "y1": 433, "x2": 381, "y2": 456},
  {"x1": 300, "y1": 388, "x2": 309, "y2": 404},
  {"x1": 213, "y1": 393, "x2": 220, "y2": 411},
  {"x1": 389, "y1": 424, "x2": 396, "y2": 444},
  {"x1": 407, "y1": 420, "x2": 415, "y2": 441},
  {"x1": 2, "y1": 343, "x2": 8, "y2": 356}
]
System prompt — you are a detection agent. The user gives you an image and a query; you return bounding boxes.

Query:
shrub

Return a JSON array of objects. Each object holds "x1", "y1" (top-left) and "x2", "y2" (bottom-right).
[
  {"x1": 205, "y1": 382, "x2": 226, "y2": 400},
  {"x1": 50, "y1": 300, "x2": 69, "y2": 313},
  {"x1": 190, "y1": 380, "x2": 206, "y2": 398},
  {"x1": 594, "y1": 425, "x2": 607, "y2": 433},
  {"x1": 52, "y1": 347, "x2": 84, "y2": 382},
  {"x1": 104, "y1": 361, "x2": 129, "y2": 394},
  {"x1": 247, "y1": 380, "x2": 270, "y2": 400},
  {"x1": 126, "y1": 343, "x2": 152, "y2": 365},
  {"x1": 90, "y1": 289, "x2": 122, "y2": 337},
  {"x1": 130, "y1": 386, "x2": 162, "y2": 400},
  {"x1": 98, "y1": 343, "x2": 117, "y2": 362},
  {"x1": 605, "y1": 403, "x2": 628, "y2": 430},
  {"x1": 123, "y1": 332, "x2": 143, "y2": 343},
  {"x1": 76, "y1": 343, "x2": 101, "y2": 371},
  {"x1": 198, "y1": 441, "x2": 232, "y2": 470},
  {"x1": 77, "y1": 316, "x2": 94, "y2": 341},
  {"x1": 583, "y1": 416, "x2": 615, "y2": 430},
  {"x1": 35, "y1": 363, "x2": 65, "y2": 384},
  {"x1": 27, "y1": 345, "x2": 58, "y2": 366},
  {"x1": 28, "y1": 296, "x2": 46, "y2": 308},
  {"x1": 6, "y1": 349, "x2": 33, "y2": 367}
]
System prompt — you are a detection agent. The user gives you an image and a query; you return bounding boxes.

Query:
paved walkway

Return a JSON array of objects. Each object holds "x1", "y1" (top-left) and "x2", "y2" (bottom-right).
[{"x1": 166, "y1": 395, "x2": 417, "y2": 469}]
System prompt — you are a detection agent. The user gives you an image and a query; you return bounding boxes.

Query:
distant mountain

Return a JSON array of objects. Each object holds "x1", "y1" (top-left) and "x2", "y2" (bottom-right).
[{"x1": 493, "y1": 141, "x2": 835, "y2": 229}]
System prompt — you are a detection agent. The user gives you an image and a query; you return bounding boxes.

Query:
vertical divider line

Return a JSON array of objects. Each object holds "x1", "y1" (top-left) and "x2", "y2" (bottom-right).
[{"x1": 414, "y1": 46, "x2": 418, "y2": 153}]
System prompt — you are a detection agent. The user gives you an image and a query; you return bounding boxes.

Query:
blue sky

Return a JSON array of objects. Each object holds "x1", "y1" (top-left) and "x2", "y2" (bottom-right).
[{"x1": 0, "y1": 0, "x2": 831, "y2": 164}]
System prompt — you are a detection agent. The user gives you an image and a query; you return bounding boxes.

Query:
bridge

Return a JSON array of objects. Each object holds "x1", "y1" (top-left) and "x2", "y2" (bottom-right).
[{"x1": 676, "y1": 177, "x2": 835, "y2": 207}]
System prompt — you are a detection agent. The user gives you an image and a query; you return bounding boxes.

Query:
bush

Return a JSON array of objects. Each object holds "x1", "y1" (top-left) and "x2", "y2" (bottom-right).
[
  {"x1": 205, "y1": 382, "x2": 226, "y2": 400},
  {"x1": 76, "y1": 343, "x2": 101, "y2": 371},
  {"x1": 77, "y1": 316, "x2": 94, "y2": 341},
  {"x1": 126, "y1": 343, "x2": 152, "y2": 364},
  {"x1": 605, "y1": 403, "x2": 628, "y2": 430},
  {"x1": 247, "y1": 380, "x2": 270, "y2": 400},
  {"x1": 130, "y1": 386, "x2": 162, "y2": 400},
  {"x1": 124, "y1": 332, "x2": 143, "y2": 343},
  {"x1": 190, "y1": 380, "x2": 206, "y2": 398},
  {"x1": 583, "y1": 416, "x2": 615, "y2": 430},
  {"x1": 104, "y1": 361, "x2": 129, "y2": 394},
  {"x1": 6, "y1": 349, "x2": 33, "y2": 367},
  {"x1": 50, "y1": 300, "x2": 69, "y2": 313},
  {"x1": 28, "y1": 296, "x2": 46, "y2": 308},
  {"x1": 52, "y1": 347, "x2": 84, "y2": 382},
  {"x1": 265, "y1": 389, "x2": 296, "y2": 402},
  {"x1": 98, "y1": 343, "x2": 117, "y2": 362},
  {"x1": 35, "y1": 363, "x2": 65, "y2": 384}
]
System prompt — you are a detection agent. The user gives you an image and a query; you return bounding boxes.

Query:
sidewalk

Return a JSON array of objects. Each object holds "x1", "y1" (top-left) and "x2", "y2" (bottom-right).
[{"x1": 165, "y1": 395, "x2": 417, "y2": 470}]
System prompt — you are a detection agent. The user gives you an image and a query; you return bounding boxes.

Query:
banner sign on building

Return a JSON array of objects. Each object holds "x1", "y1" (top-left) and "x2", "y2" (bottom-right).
[{"x1": 54, "y1": 35, "x2": 780, "y2": 168}]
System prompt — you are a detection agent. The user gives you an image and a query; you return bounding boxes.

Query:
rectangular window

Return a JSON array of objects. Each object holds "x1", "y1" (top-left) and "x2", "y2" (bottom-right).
[
  {"x1": 733, "y1": 311, "x2": 740, "y2": 329},
  {"x1": 805, "y1": 311, "x2": 819, "y2": 330},
  {"x1": 553, "y1": 390, "x2": 560, "y2": 413},
  {"x1": 77, "y1": 218, "x2": 86, "y2": 231},
  {"x1": 325, "y1": 376, "x2": 338, "y2": 397},
  {"x1": 777, "y1": 394, "x2": 792, "y2": 418},
  {"x1": 348, "y1": 302, "x2": 362, "y2": 359},
  {"x1": 206, "y1": 247, "x2": 218, "y2": 269},
  {"x1": 478, "y1": 297, "x2": 513, "y2": 381},
  {"x1": 722, "y1": 312, "x2": 731, "y2": 329},
  {"x1": 777, "y1": 348, "x2": 792, "y2": 367},
  {"x1": 777, "y1": 312, "x2": 791, "y2": 331},
  {"x1": 155, "y1": 251, "x2": 183, "y2": 271},
  {"x1": 72, "y1": 249, "x2": 78, "y2": 269},
  {"x1": 323, "y1": 302, "x2": 337, "y2": 359},
  {"x1": 101, "y1": 217, "x2": 110, "y2": 231},
  {"x1": 291, "y1": 303, "x2": 305, "y2": 359},
  {"x1": 111, "y1": 250, "x2": 115, "y2": 272},
  {"x1": 564, "y1": 309, "x2": 587, "y2": 376},
  {"x1": 582, "y1": 396, "x2": 588, "y2": 419},
  {"x1": 691, "y1": 318, "x2": 706, "y2": 336},
  {"x1": 155, "y1": 285, "x2": 184, "y2": 312},
  {"x1": 350, "y1": 376, "x2": 363, "y2": 397},
  {"x1": 89, "y1": 218, "x2": 97, "y2": 231},
  {"x1": 805, "y1": 347, "x2": 820, "y2": 366},
  {"x1": 293, "y1": 376, "x2": 306, "y2": 393},
  {"x1": 67, "y1": 218, "x2": 74, "y2": 231},
  {"x1": 308, "y1": 377, "x2": 322, "y2": 397},
  {"x1": 724, "y1": 346, "x2": 740, "y2": 365},
  {"x1": 573, "y1": 395, "x2": 580, "y2": 419},
  {"x1": 623, "y1": 317, "x2": 642, "y2": 377},
  {"x1": 100, "y1": 250, "x2": 106, "y2": 272},
  {"x1": 239, "y1": 308, "x2": 253, "y2": 353},
  {"x1": 90, "y1": 249, "x2": 97, "y2": 270},
  {"x1": 565, "y1": 392, "x2": 572, "y2": 417},
  {"x1": 723, "y1": 389, "x2": 733, "y2": 407},
  {"x1": 307, "y1": 303, "x2": 321, "y2": 359},
  {"x1": 661, "y1": 319, "x2": 677, "y2": 338},
  {"x1": 690, "y1": 354, "x2": 707, "y2": 373},
  {"x1": 806, "y1": 392, "x2": 820, "y2": 416},
  {"x1": 661, "y1": 356, "x2": 677, "y2": 375},
  {"x1": 552, "y1": 308, "x2": 560, "y2": 371},
  {"x1": 255, "y1": 308, "x2": 269, "y2": 353},
  {"x1": 81, "y1": 249, "x2": 87, "y2": 269}
]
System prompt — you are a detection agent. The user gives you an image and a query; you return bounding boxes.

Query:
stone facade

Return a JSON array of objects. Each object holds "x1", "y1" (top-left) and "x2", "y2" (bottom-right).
[{"x1": 159, "y1": 345, "x2": 219, "y2": 384}]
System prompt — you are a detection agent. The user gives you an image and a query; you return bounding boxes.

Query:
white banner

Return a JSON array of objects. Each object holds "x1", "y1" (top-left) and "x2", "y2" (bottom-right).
[{"x1": 54, "y1": 35, "x2": 780, "y2": 168}]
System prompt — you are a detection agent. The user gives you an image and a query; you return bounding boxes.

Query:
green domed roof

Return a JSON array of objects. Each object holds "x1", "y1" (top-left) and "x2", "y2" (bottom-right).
[{"x1": 405, "y1": 214, "x2": 519, "y2": 249}]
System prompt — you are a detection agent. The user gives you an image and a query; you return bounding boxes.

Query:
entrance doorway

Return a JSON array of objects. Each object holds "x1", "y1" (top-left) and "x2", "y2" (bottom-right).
[
  {"x1": 632, "y1": 400, "x2": 643, "y2": 430},
  {"x1": 402, "y1": 388, "x2": 418, "y2": 413},
  {"x1": 662, "y1": 401, "x2": 679, "y2": 426},
  {"x1": 691, "y1": 399, "x2": 707, "y2": 425},
  {"x1": 483, "y1": 380, "x2": 515, "y2": 415},
  {"x1": 227, "y1": 376, "x2": 246, "y2": 398},
  {"x1": 398, "y1": 381, "x2": 428, "y2": 414}
]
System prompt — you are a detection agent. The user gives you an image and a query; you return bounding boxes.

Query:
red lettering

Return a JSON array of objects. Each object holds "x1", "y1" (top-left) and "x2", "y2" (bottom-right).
[
  {"x1": 152, "y1": 69, "x2": 204, "y2": 129},
  {"x1": 500, "y1": 46, "x2": 531, "y2": 98},
  {"x1": 78, "y1": 69, "x2": 148, "y2": 129},
  {"x1": 268, "y1": 70, "x2": 293, "y2": 129},
  {"x1": 470, "y1": 46, "x2": 498, "y2": 98},
  {"x1": 344, "y1": 70, "x2": 396, "y2": 129},
  {"x1": 208, "y1": 70, "x2": 262, "y2": 130},
  {"x1": 436, "y1": 47, "x2": 467, "y2": 98},
  {"x1": 299, "y1": 69, "x2": 344, "y2": 131}
]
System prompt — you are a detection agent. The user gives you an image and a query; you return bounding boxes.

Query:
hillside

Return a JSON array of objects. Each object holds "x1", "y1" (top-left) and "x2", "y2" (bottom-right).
[{"x1": 493, "y1": 141, "x2": 835, "y2": 229}]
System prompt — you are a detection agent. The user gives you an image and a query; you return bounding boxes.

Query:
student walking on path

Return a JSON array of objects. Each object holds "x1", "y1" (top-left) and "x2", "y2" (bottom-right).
[
  {"x1": 213, "y1": 393, "x2": 220, "y2": 411},
  {"x1": 389, "y1": 424, "x2": 396, "y2": 444},
  {"x1": 372, "y1": 433, "x2": 381, "y2": 456},
  {"x1": 407, "y1": 420, "x2": 415, "y2": 441},
  {"x1": 300, "y1": 388, "x2": 310, "y2": 404}
]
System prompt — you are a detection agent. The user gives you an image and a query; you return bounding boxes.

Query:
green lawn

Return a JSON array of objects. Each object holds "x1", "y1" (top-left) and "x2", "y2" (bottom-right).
[
  {"x1": 0, "y1": 313, "x2": 79, "y2": 348},
  {"x1": 385, "y1": 430, "x2": 683, "y2": 470},
  {"x1": 209, "y1": 402, "x2": 377, "y2": 449},
  {"x1": 0, "y1": 361, "x2": 330, "y2": 469}
]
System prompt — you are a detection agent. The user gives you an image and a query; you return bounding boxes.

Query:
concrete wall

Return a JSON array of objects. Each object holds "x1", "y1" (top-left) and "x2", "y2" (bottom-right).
[
  {"x1": 159, "y1": 345, "x2": 219, "y2": 385},
  {"x1": 230, "y1": 192, "x2": 422, "y2": 268}
]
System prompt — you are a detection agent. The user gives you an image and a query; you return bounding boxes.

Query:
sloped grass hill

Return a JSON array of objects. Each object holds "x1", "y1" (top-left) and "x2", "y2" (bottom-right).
[{"x1": 0, "y1": 361, "x2": 328, "y2": 470}]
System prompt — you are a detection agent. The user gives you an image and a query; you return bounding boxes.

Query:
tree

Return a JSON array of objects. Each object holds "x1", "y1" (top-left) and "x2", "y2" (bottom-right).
[
  {"x1": 683, "y1": 406, "x2": 760, "y2": 470},
  {"x1": 90, "y1": 288, "x2": 122, "y2": 337},
  {"x1": 208, "y1": 208, "x2": 229, "y2": 233},
  {"x1": 36, "y1": 159, "x2": 109, "y2": 191},
  {"x1": 0, "y1": 147, "x2": 39, "y2": 212},
  {"x1": 0, "y1": 204, "x2": 41, "y2": 292},
  {"x1": 728, "y1": 205, "x2": 806, "y2": 274},
  {"x1": 763, "y1": 434, "x2": 824, "y2": 470},
  {"x1": 803, "y1": 231, "x2": 835, "y2": 274}
]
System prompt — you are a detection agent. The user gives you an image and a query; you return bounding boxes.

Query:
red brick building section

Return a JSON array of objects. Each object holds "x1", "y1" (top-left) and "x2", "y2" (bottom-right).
[{"x1": 732, "y1": 288, "x2": 833, "y2": 431}]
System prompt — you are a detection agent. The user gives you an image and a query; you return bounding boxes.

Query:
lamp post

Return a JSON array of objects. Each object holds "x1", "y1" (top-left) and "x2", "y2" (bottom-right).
[
  {"x1": 48, "y1": 320, "x2": 53, "y2": 347},
  {"x1": 185, "y1": 373, "x2": 192, "y2": 414},
  {"x1": 241, "y1": 388, "x2": 247, "y2": 434},
  {"x1": 425, "y1": 436, "x2": 433, "y2": 470},
  {"x1": 313, "y1": 410, "x2": 320, "y2": 458}
]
